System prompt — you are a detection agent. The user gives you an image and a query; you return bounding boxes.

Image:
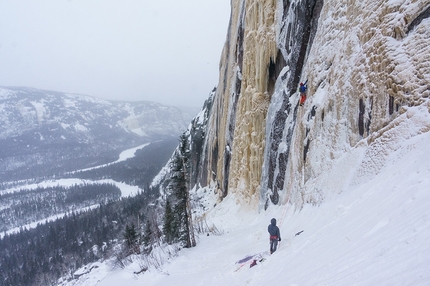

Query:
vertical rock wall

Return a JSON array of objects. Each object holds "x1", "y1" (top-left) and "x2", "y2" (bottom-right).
[
  {"x1": 201, "y1": 0, "x2": 242, "y2": 198},
  {"x1": 227, "y1": 0, "x2": 278, "y2": 205},
  {"x1": 260, "y1": 0, "x2": 323, "y2": 208},
  {"x1": 261, "y1": 0, "x2": 430, "y2": 209},
  {"x1": 197, "y1": 0, "x2": 430, "y2": 210},
  {"x1": 202, "y1": 0, "x2": 278, "y2": 206}
]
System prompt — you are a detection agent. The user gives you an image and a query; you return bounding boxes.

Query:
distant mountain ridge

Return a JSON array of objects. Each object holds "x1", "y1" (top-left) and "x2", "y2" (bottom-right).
[{"x1": 0, "y1": 86, "x2": 197, "y2": 182}]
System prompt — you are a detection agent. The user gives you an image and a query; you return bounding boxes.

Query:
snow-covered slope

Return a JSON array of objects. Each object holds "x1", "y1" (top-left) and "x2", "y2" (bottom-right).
[{"x1": 62, "y1": 106, "x2": 430, "y2": 285}]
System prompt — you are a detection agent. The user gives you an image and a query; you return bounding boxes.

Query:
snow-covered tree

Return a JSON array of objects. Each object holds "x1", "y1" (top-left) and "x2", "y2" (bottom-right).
[
  {"x1": 142, "y1": 219, "x2": 153, "y2": 248},
  {"x1": 163, "y1": 200, "x2": 176, "y2": 244},
  {"x1": 123, "y1": 223, "x2": 140, "y2": 254},
  {"x1": 169, "y1": 133, "x2": 196, "y2": 248}
]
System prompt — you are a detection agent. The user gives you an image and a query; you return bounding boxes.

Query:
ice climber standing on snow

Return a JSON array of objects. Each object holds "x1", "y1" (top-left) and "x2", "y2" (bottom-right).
[{"x1": 268, "y1": 218, "x2": 281, "y2": 254}]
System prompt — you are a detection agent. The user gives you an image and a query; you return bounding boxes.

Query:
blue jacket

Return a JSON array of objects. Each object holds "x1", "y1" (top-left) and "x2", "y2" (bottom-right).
[
  {"x1": 299, "y1": 84, "x2": 307, "y2": 93},
  {"x1": 268, "y1": 218, "x2": 281, "y2": 240}
]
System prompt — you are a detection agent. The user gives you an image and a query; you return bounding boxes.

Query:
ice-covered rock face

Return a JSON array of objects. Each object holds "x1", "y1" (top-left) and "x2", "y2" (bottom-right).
[
  {"x1": 197, "y1": 0, "x2": 430, "y2": 209},
  {"x1": 266, "y1": 0, "x2": 430, "y2": 209},
  {"x1": 203, "y1": 0, "x2": 279, "y2": 205}
]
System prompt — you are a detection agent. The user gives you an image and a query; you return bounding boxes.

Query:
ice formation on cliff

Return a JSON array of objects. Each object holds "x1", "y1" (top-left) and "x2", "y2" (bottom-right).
[{"x1": 199, "y1": 0, "x2": 430, "y2": 210}]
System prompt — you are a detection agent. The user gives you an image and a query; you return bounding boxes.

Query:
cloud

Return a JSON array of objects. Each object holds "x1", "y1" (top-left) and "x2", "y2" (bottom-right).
[{"x1": 0, "y1": 0, "x2": 230, "y2": 107}]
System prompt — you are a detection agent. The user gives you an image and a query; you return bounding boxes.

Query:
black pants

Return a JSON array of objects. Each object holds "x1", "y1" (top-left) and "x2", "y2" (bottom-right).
[{"x1": 270, "y1": 239, "x2": 279, "y2": 253}]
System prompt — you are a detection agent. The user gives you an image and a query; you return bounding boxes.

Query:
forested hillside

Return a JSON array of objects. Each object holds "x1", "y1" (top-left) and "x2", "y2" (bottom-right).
[
  {"x1": 0, "y1": 187, "x2": 161, "y2": 286},
  {"x1": 0, "y1": 183, "x2": 120, "y2": 233}
]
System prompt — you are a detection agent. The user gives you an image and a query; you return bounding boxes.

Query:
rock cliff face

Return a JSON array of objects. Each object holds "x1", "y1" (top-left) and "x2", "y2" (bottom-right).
[
  {"x1": 196, "y1": 0, "x2": 430, "y2": 210},
  {"x1": 203, "y1": 0, "x2": 280, "y2": 204}
]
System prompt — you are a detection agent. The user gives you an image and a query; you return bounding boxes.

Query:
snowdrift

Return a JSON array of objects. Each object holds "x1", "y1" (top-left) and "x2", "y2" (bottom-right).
[{"x1": 63, "y1": 104, "x2": 430, "y2": 285}]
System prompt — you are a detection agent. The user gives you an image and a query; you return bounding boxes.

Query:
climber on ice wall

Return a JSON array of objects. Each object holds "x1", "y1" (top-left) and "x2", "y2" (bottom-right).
[{"x1": 299, "y1": 80, "x2": 308, "y2": 106}]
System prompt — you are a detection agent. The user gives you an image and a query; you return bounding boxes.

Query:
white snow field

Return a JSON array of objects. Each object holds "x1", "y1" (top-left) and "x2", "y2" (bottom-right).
[
  {"x1": 62, "y1": 105, "x2": 430, "y2": 285},
  {"x1": 0, "y1": 144, "x2": 147, "y2": 238}
]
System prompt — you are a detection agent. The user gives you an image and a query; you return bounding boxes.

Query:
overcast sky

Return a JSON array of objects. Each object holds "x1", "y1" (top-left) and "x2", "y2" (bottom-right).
[{"x1": 0, "y1": 1, "x2": 230, "y2": 107}]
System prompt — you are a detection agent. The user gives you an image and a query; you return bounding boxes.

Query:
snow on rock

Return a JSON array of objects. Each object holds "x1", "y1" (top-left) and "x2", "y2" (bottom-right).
[
  {"x1": 56, "y1": 0, "x2": 430, "y2": 284},
  {"x1": 63, "y1": 124, "x2": 430, "y2": 284},
  {"x1": 63, "y1": 106, "x2": 430, "y2": 285},
  {"x1": 191, "y1": 0, "x2": 430, "y2": 211}
]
